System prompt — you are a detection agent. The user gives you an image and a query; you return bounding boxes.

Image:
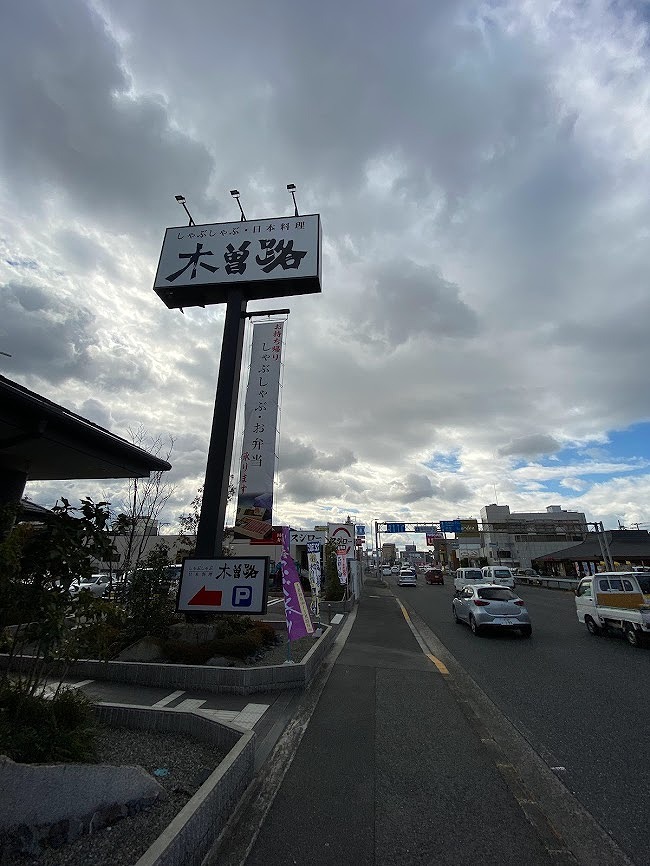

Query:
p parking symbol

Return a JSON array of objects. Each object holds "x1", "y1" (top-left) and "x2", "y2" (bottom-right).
[{"x1": 232, "y1": 586, "x2": 253, "y2": 607}]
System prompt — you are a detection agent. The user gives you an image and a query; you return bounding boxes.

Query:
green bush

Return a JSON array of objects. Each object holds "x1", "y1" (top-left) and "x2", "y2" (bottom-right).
[
  {"x1": 254, "y1": 621, "x2": 279, "y2": 645},
  {"x1": 160, "y1": 639, "x2": 215, "y2": 665},
  {"x1": 159, "y1": 622, "x2": 271, "y2": 664},
  {"x1": 0, "y1": 682, "x2": 97, "y2": 764},
  {"x1": 210, "y1": 631, "x2": 263, "y2": 658}
]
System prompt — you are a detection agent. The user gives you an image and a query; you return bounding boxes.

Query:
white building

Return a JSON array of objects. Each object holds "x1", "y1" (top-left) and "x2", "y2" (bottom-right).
[{"x1": 479, "y1": 504, "x2": 588, "y2": 569}]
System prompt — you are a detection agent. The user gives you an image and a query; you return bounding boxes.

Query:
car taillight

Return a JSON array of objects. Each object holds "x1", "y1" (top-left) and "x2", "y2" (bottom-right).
[
  {"x1": 473, "y1": 599, "x2": 490, "y2": 606},
  {"x1": 514, "y1": 600, "x2": 525, "y2": 606}
]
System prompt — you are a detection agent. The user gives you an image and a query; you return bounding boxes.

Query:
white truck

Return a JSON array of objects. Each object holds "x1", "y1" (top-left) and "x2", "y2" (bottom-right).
[{"x1": 575, "y1": 571, "x2": 650, "y2": 647}]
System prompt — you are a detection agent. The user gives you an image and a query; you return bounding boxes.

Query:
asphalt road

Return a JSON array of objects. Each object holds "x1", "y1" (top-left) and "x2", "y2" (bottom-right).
[{"x1": 393, "y1": 578, "x2": 650, "y2": 866}]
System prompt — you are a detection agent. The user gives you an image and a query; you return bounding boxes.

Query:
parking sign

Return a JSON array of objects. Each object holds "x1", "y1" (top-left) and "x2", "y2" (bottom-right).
[{"x1": 177, "y1": 557, "x2": 268, "y2": 614}]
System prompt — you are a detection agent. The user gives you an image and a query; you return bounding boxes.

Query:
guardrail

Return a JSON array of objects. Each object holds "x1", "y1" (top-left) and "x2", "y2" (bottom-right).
[{"x1": 515, "y1": 576, "x2": 579, "y2": 592}]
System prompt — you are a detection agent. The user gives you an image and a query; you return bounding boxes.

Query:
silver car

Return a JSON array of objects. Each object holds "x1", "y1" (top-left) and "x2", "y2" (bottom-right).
[
  {"x1": 398, "y1": 568, "x2": 417, "y2": 587},
  {"x1": 71, "y1": 574, "x2": 111, "y2": 598},
  {"x1": 452, "y1": 584, "x2": 532, "y2": 637}
]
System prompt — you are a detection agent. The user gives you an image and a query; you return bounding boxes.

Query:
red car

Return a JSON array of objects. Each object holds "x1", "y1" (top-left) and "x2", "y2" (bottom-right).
[{"x1": 425, "y1": 568, "x2": 444, "y2": 585}]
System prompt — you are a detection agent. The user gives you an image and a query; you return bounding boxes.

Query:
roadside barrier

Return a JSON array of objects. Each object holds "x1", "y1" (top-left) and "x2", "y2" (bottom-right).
[{"x1": 515, "y1": 576, "x2": 579, "y2": 592}]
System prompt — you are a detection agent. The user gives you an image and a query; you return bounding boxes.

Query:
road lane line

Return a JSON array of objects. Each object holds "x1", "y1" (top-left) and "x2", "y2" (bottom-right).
[
  {"x1": 396, "y1": 598, "x2": 449, "y2": 675},
  {"x1": 425, "y1": 652, "x2": 450, "y2": 675},
  {"x1": 152, "y1": 690, "x2": 185, "y2": 708}
]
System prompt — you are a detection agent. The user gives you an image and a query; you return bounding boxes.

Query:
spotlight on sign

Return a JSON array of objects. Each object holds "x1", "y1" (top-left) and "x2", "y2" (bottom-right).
[
  {"x1": 174, "y1": 194, "x2": 195, "y2": 226},
  {"x1": 230, "y1": 189, "x2": 247, "y2": 222},
  {"x1": 287, "y1": 183, "x2": 300, "y2": 217}
]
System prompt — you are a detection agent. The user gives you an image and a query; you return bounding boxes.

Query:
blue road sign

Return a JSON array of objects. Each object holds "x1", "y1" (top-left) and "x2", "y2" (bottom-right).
[
  {"x1": 386, "y1": 523, "x2": 406, "y2": 533},
  {"x1": 440, "y1": 520, "x2": 463, "y2": 533}
]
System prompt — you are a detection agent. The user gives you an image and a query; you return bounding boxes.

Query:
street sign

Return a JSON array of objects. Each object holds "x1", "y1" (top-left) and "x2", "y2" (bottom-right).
[
  {"x1": 386, "y1": 523, "x2": 406, "y2": 533},
  {"x1": 440, "y1": 520, "x2": 463, "y2": 533},
  {"x1": 356, "y1": 525, "x2": 366, "y2": 535},
  {"x1": 154, "y1": 214, "x2": 322, "y2": 309},
  {"x1": 414, "y1": 525, "x2": 436, "y2": 534},
  {"x1": 177, "y1": 557, "x2": 268, "y2": 614}
]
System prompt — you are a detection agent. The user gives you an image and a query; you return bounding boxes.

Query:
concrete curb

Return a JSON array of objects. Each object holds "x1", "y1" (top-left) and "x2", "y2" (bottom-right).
[
  {"x1": 0, "y1": 621, "x2": 338, "y2": 695},
  {"x1": 95, "y1": 704, "x2": 255, "y2": 866}
]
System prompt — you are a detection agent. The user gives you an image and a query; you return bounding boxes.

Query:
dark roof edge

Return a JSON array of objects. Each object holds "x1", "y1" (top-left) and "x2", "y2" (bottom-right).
[{"x1": 1, "y1": 375, "x2": 171, "y2": 472}]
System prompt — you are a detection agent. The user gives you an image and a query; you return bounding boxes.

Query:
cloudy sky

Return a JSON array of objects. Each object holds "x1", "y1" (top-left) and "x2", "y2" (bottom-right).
[{"x1": 3, "y1": 0, "x2": 650, "y2": 542}]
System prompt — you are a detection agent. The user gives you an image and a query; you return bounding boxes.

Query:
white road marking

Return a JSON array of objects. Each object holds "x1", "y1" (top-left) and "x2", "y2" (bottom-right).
[
  {"x1": 267, "y1": 598, "x2": 283, "y2": 606},
  {"x1": 152, "y1": 690, "x2": 185, "y2": 708},
  {"x1": 231, "y1": 703, "x2": 269, "y2": 729},
  {"x1": 174, "y1": 698, "x2": 207, "y2": 711}
]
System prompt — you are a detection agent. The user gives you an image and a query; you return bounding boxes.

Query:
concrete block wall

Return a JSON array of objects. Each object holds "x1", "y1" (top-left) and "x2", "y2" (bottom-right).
[
  {"x1": 0, "y1": 617, "x2": 339, "y2": 695},
  {"x1": 95, "y1": 704, "x2": 255, "y2": 866}
]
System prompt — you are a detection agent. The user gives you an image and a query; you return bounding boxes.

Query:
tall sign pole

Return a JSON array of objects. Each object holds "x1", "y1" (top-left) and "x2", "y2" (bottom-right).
[
  {"x1": 153, "y1": 205, "x2": 322, "y2": 584},
  {"x1": 195, "y1": 287, "x2": 247, "y2": 557}
]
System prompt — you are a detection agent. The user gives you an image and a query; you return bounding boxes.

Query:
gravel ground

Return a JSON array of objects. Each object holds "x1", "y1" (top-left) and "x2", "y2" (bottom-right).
[{"x1": 12, "y1": 726, "x2": 229, "y2": 866}]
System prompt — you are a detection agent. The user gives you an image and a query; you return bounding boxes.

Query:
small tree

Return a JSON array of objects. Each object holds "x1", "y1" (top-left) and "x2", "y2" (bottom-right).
[
  {"x1": 322, "y1": 538, "x2": 345, "y2": 601},
  {"x1": 0, "y1": 498, "x2": 117, "y2": 696},
  {"x1": 109, "y1": 426, "x2": 176, "y2": 576},
  {"x1": 177, "y1": 478, "x2": 236, "y2": 558}
]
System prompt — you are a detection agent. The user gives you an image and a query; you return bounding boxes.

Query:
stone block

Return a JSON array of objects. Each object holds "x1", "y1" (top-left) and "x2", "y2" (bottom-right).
[{"x1": 0, "y1": 755, "x2": 165, "y2": 832}]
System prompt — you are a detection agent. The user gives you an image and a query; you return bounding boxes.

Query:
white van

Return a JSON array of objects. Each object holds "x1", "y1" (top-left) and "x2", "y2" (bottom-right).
[
  {"x1": 454, "y1": 567, "x2": 485, "y2": 593},
  {"x1": 482, "y1": 566, "x2": 515, "y2": 589},
  {"x1": 575, "y1": 571, "x2": 650, "y2": 647}
]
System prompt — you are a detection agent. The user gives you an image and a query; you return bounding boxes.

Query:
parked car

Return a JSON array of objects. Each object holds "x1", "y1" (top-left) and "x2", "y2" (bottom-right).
[
  {"x1": 424, "y1": 568, "x2": 444, "y2": 585},
  {"x1": 398, "y1": 567, "x2": 417, "y2": 587},
  {"x1": 453, "y1": 567, "x2": 485, "y2": 593},
  {"x1": 71, "y1": 574, "x2": 112, "y2": 598},
  {"x1": 516, "y1": 568, "x2": 540, "y2": 582},
  {"x1": 452, "y1": 584, "x2": 532, "y2": 637},
  {"x1": 391, "y1": 565, "x2": 399, "y2": 574},
  {"x1": 382, "y1": 566, "x2": 392, "y2": 577}
]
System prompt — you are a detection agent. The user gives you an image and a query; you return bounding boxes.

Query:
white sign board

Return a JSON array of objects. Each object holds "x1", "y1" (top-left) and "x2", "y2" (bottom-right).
[
  {"x1": 154, "y1": 214, "x2": 321, "y2": 309},
  {"x1": 234, "y1": 322, "x2": 283, "y2": 541},
  {"x1": 177, "y1": 557, "x2": 268, "y2": 614},
  {"x1": 328, "y1": 523, "x2": 355, "y2": 556},
  {"x1": 291, "y1": 529, "x2": 327, "y2": 545}
]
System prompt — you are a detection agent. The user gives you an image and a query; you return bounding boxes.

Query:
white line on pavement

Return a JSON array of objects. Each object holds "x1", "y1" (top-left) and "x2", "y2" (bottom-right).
[
  {"x1": 174, "y1": 698, "x2": 207, "y2": 711},
  {"x1": 152, "y1": 690, "x2": 185, "y2": 708}
]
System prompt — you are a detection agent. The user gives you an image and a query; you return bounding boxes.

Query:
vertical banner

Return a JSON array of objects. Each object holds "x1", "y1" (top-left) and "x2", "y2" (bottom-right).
[
  {"x1": 336, "y1": 548, "x2": 348, "y2": 585},
  {"x1": 306, "y1": 540, "x2": 322, "y2": 616},
  {"x1": 281, "y1": 526, "x2": 314, "y2": 641},
  {"x1": 235, "y1": 322, "x2": 284, "y2": 540}
]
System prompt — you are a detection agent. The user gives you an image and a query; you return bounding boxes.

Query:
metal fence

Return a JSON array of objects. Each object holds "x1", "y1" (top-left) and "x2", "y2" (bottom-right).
[{"x1": 515, "y1": 576, "x2": 579, "y2": 592}]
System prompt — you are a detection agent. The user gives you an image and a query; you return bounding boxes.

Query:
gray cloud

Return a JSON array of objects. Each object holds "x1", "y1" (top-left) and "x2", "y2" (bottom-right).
[
  {"x1": 394, "y1": 473, "x2": 439, "y2": 504},
  {"x1": 0, "y1": 0, "x2": 215, "y2": 234},
  {"x1": 280, "y1": 438, "x2": 357, "y2": 473},
  {"x1": 279, "y1": 471, "x2": 342, "y2": 504},
  {"x1": 498, "y1": 434, "x2": 562, "y2": 458},
  {"x1": 7, "y1": 0, "x2": 650, "y2": 535}
]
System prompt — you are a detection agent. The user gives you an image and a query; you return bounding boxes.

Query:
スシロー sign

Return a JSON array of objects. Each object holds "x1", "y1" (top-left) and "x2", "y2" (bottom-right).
[
  {"x1": 154, "y1": 214, "x2": 322, "y2": 309},
  {"x1": 177, "y1": 557, "x2": 269, "y2": 614}
]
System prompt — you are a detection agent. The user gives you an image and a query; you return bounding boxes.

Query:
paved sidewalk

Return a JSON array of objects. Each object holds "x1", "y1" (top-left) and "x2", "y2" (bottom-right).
[{"x1": 241, "y1": 586, "x2": 557, "y2": 866}]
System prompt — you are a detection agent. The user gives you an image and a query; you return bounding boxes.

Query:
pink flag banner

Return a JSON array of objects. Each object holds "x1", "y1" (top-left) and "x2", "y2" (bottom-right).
[{"x1": 281, "y1": 527, "x2": 314, "y2": 641}]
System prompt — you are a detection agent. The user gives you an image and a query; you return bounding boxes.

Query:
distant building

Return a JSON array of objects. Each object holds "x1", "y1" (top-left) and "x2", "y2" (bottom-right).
[
  {"x1": 479, "y1": 504, "x2": 588, "y2": 568},
  {"x1": 382, "y1": 542, "x2": 397, "y2": 563}
]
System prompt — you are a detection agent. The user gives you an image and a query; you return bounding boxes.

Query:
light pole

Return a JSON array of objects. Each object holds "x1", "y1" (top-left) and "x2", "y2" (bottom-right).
[{"x1": 174, "y1": 194, "x2": 195, "y2": 226}]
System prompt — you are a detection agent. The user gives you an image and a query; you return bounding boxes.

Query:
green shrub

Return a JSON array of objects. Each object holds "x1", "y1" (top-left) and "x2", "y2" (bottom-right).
[
  {"x1": 160, "y1": 639, "x2": 215, "y2": 665},
  {"x1": 0, "y1": 682, "x2": 97, "y2": 764},
  {"x1": 254, "y1": 621, "x2": 279, "y2": 645},
  {"x1": 209, "y1": 632, "x2": 263, "y2": 658}
]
